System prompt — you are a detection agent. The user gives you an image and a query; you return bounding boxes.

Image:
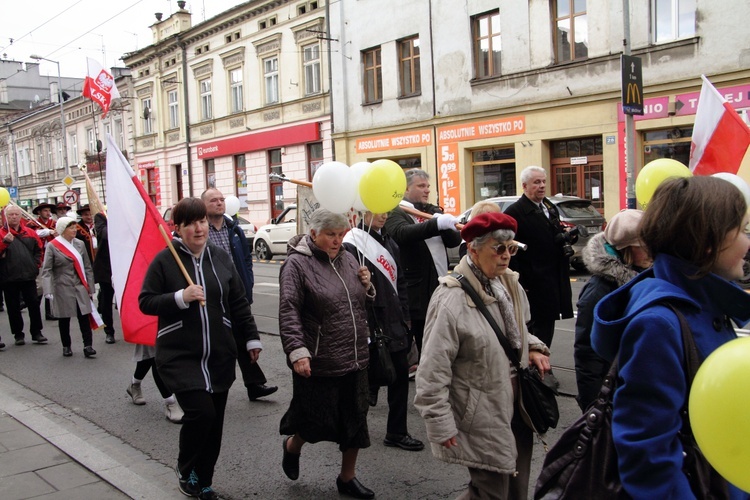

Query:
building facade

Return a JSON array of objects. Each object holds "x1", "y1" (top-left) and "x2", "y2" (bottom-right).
[
  {"x1": 329, "y1": 0, "x2": 750, "y2": 219},
  {"x1": 122, "y1": 0, "x2": 331, "y2": 226}
]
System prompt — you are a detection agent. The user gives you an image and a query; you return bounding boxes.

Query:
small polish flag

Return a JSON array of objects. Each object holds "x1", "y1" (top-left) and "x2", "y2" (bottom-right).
[
  {"x1": 689, "y1": 75, "x2": 750, "y2": 176},
  {"x1": 82, "y1": 58, "x2": 121, "y2": 118},
  {"x1": 105, "y1": 134, "x2": 168, "y2": 345}
]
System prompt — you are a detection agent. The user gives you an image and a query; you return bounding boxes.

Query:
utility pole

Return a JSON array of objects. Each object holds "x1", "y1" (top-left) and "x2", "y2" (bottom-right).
[{"x1": 623, "y1": 0, "x2": 637, "y2": 209}]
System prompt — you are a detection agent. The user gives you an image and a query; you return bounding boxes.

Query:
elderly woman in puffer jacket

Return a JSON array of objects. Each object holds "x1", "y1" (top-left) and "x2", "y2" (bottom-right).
[
  {"x1": 278, "y1": 209, "x2": 376, "y2": 500},
  {"x1": 415, "y1": 212, "x2": 551, "y2": 500}
]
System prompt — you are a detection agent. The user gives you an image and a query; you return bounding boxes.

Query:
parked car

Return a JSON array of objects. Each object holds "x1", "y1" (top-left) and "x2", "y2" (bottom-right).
[
  {"x1": 447, "y1": 195, "x2": 606, "y2": 271},
  {"x1": 163, "y1": 206, "x2": 256, "y2": 244},
  {"x1": 253, "y1": 205, "x2": 297, "y2": 260}
]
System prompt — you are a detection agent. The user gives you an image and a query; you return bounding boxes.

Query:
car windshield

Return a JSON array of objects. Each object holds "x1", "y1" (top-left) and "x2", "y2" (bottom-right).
[{"x1": 556, "y1": 201, "x2": 601, "y2": 218}]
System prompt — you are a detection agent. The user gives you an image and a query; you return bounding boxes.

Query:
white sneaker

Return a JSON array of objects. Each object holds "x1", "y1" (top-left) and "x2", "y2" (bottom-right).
[
  {"x1": 127, "y1": 383, "x2": 146, "y2": 405},
  {"x1": 165, "y1": 399, "x2": 184, "y2": 423}
]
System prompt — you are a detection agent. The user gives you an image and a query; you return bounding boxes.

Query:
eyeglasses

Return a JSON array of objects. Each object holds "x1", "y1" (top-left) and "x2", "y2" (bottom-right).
[{"x1": 490, "y1": 243, "x2": 519, "y2": 256}]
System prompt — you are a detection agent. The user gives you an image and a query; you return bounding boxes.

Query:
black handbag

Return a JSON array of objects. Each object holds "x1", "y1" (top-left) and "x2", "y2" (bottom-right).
[
  {"x1": 367, "y1": 302, "x2": 397, "y2": 387},
  {"x1": 534, "y1": 303, "x2": 730, "y2": 500},
  {"x1": 456, "y1": 275, "x2": 559, "y2": 434}
]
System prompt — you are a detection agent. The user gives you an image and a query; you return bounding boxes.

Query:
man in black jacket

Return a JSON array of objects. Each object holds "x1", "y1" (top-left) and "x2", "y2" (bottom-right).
[
  {"x1": 93, "y1": 212, "x2": 116, "y2": 344},
  {"x1": 384, "y1": 169, "x2": 461, "y2": 357},
  {"x1": 202, "y1": 188, "x2": 277, "y2": 401},
  {"x1": 504, "y1": 166, "x2": 575, "y2": 350}
]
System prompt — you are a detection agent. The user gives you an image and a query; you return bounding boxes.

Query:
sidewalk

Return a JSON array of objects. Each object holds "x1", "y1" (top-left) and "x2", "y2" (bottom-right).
[{"x1": 0, "y1": 372, "x2": 182, "y2": 500}]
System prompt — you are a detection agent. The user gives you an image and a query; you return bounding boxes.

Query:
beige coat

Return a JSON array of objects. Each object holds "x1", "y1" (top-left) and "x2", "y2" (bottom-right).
[
  {"x1": 41, "y1": 238, "x2": 94, "y2": 318},
  {"x1": 414, "y1": 258, "x2": 549, "y2": 474}
]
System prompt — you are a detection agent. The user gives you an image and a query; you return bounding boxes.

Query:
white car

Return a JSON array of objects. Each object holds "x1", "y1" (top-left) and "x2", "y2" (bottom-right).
[{"x1": 253, "y1": 205, "x2": 297, "y2": 260}]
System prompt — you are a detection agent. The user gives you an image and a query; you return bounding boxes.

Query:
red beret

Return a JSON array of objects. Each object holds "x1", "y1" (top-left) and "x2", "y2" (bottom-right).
[{"x1": 461, "y1": 212, "x2": 518, "y2": 243}]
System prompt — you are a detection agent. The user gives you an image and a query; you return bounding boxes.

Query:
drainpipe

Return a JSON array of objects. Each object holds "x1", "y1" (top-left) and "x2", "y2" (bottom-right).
[{"x1": 177, "y1": 35, "x2": 194, "y2": 197}]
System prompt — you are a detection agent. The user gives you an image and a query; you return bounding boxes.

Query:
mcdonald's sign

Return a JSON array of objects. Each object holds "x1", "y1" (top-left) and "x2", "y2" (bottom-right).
[{"x1": 621, "y1": 54, "x2": 644, "y2": 115}]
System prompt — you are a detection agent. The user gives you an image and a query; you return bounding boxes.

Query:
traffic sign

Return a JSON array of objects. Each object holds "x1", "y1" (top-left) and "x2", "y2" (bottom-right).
[
  {"x1": 63, "y1": 190, "x2": 79, "y2": 205},
  {"x1": 621, "y1": 54, "x2": 644, "y2": 115},
  {"x1": 9, "y1": 186, "x2": 17, "y2": 199},
  {"x1": 62, "y1": 175, "x2": 75, "y2": 187}
]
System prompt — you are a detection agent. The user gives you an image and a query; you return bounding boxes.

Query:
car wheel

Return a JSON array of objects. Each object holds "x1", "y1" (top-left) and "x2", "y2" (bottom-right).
[{"x1": 255, "y1": 239, "x2": 272, "y2": 261}]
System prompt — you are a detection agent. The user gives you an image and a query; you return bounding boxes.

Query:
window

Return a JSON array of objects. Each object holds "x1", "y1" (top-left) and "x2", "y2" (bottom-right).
[
  {"x1": 70, "y1": 133, "x2": 78, "y2": 163},
  {"x1": 235, "y1": 154, "x2": 247, "y2": 208},
  {"x1": 115, "y1": 119, "x2": 125, "y2": 150},
  {"x1": 308, "y1": 142, "x2": 323, "y2": 179},
  {"x1": 642, "y1": 126, "x2": 693, "y2": 167},
  {"x1": 205, "y1": 159, "x2": 216, "y2": 188},
  {"x1": 168, "y1": 90, "x2": 179, "y2": 129},
  {"x1": 551, "y1": 137, "x2": 604, "y2": 210},
  {"x1": 653, "y1": 0, "x2": 695, "y2": 43},
  {"x1": 46, "y1": 140, "x2": 53, "y2": 172},
  {"x1": 87, "y1": 128, "x2": 96, "y2": 153},
  {"x1": 398, "y1": 37, "x2": 421, "y2": 96},
  {"x1": 553, "y1": 0, "x2": 588, "y2": 63},
  {"x1": 302, "y1": 43, "x2": 321, "y2": 95},
  {"x1": 145, "y1": 167, "x2": 157, "y2": 204},
  {"x1": 363, "y1": 47, "x2": 382, "y2": 104},
  {"x1": 472, "y1": 11, "x2": 501, "y2": 78},
  {"x1": 229, "y1": 68, "x2": 243, "y2": 113},
  {"x1": 200, "y1": 79, "x2": 213, "y2": 120},
  {"x1": 472, "y1": 148, "x2": 516, "y2": 200},
  {"x1": 17, "y1": 147, "x2": 30, "y2": 176},
  {"x1": 264, "y1": 57, "x2": 279, "y2": 104},
  {"x1": 142, "y1": 98, "x2": 153, "y2": 134},
  {"x1": 56, "y1": 139, "x2": 62, "y2": 169}
]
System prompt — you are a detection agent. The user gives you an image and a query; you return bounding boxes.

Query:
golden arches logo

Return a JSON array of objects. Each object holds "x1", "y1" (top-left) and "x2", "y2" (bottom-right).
[{"x1": 626, "y1": 83, "x2": 641, "y2": 105}]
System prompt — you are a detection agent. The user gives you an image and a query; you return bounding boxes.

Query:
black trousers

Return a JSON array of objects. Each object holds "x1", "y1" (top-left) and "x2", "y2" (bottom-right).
[
  {"x1": 234, "y1": 333, "x2": 267, "y2": 386},
  {"x1": 4, "y1": 280, "x2": 43, "y2": 339},
  {"x1": 133, "y1": 358, "x2": 171, "y2": 399},
  {"x1": 530, "y1": 317, "x2": 556, "y2": 350},
  {"x1": 411, "y1": 317, "x2": 426, "y2": 356},
  {"x1": 58, "y1": 303, "x2": 93, "y2": 348},
  {"x1": 97, "y1": 282, "x2": 116, "y2": 336},
  {"x1": 371, "y1": 347, "x2": 410, "y2": 436},
  {"x1": 175, "y1": 390, "x2": 229, "y2": 487}
]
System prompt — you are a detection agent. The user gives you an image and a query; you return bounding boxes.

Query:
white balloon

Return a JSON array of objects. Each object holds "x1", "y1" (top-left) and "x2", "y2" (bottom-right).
[
  {"x1": 224, "y1": 195, "x2": 241, "y2": 216},
  {"x1": 712, "y1": 173, "x2": 750, "y2": 208},
  {"x1": 350, "y1": 162, "x2": 372, "y2": 212},
  {"x1": 312, "y1": 161, "x2": 356, "y2": 214}
]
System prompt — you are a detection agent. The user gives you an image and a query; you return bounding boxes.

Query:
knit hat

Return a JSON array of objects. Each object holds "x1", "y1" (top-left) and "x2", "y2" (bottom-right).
[
  {"x1": 461, "y1": 212, "x2": 518, "y2": 243},
  {"x1": 604, "y1": 209, "x2": 644, "y2": 250},
  {"x1": 55, "y1": 216, "x2": 77, "y2": 233}
]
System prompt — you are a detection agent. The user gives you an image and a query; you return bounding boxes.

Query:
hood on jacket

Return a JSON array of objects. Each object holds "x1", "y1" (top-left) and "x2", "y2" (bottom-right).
[
  {"x1": 583, "y1": 232, "x2": 639, "y2": 287},
  {"x1": 592, "y1": 253, "x2": 750, "y2": 362}
]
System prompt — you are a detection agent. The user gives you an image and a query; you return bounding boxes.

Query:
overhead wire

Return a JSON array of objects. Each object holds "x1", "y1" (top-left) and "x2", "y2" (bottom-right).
[{"x1": 0, "y1": 0, "x2": 85, "y2": 53}]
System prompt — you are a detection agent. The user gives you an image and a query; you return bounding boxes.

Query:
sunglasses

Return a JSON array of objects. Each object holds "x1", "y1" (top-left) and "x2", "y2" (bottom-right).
[{"x1": 490, "y1": 243, "x2": 519, "y2": 256}]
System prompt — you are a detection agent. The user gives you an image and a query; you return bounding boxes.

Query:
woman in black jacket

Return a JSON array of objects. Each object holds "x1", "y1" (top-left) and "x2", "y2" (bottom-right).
[
  {"x1": 139, "y1": 198, "x2": 262, "y2": 500},
  {"x1": 573, "y1": 209, "x2": 651, "y2": 411}
]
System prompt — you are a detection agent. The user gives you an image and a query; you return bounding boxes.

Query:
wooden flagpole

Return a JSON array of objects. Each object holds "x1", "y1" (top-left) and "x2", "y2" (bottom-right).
[{"x1": 158, "y1": 225, "x2": 205, "y2": 307}]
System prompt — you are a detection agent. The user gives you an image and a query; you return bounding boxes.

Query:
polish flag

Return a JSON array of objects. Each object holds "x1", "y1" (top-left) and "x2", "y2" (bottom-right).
[
  {"x1": 689, "y1": 75, "x2": 750, "y2": 176},
  {"x1": 105, "y1": 134, "x2": 168, "y2": 345},
  {"x1": 83, "y1": 58, "x2": 121, "y2": 118}
]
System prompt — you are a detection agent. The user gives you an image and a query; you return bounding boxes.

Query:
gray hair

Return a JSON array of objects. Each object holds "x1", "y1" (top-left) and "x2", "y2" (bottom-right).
[
  {"x1": 405, "y1": 168, "x2": 429, "y2": 188},
  {"x1": 468, "y1": 229, "x2": 516, "y2": 251},
  {"x1": 309, "y1": 209, "x2": 349, "y2": 233},
  {"x1": 520, "y1": 166, "x2": 546, "y2": 185}
]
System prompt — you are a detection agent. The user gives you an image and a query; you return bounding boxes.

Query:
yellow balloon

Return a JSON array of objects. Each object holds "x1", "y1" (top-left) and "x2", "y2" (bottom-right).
[
  {"x1": 689, "y1": 336, "x2": 750, "y2": 492},
  {"x1": 0, "y1": 187, "x2": 9, "y2": 208},
  {"x1": 635, "y1": 159, "x2": 692, "y2": 209},
  {"x1": 359, "y1": 159, "x2": 407, "y2": 213}
]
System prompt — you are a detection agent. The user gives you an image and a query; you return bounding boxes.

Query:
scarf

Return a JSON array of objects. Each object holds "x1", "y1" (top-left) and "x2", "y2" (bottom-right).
[{"x1": 467, "y1": 255, "x2": 522, "y2": 349}]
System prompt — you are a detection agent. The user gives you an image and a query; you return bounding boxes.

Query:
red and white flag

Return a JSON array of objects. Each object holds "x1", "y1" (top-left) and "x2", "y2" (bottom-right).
[
  {"x1": 106, "y1": 134, "x2": 168, "y2": 345},
  {"x1": 689, "y1": 75, "x2": 750, "y2": 176},
  {"x1": 83, "y1": 58, "x2": 120, "y2": 118}
]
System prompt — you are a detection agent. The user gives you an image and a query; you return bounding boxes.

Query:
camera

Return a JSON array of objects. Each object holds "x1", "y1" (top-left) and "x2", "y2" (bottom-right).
[{"x1": 555, "y1": 225, "x2": 589, "y2": 259}]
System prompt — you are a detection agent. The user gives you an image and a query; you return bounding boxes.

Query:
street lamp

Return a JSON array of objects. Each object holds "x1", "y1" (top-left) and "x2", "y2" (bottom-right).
[{"x1": 30, "y1": 54, "x2": 69, "y2": 176}]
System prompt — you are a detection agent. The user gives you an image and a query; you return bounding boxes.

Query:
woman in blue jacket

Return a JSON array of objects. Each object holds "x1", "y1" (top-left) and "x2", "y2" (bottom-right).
[{"x1": 592, "y1": 176, "x2": 750, "y2": 499}]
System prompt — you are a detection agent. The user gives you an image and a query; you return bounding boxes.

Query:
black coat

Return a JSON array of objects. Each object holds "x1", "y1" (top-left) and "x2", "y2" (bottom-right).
[
  {"x1": 344, "y1": 224, "x2": 410, "y2": 352},
  {"x1": 139, "y1": 240, "x2": 259, "y2": 394},
  {"x1": 384, "y1": 205, "x2": 461, "y2": 322},
  {"x1": 504, "y1": 194, "x2": 573, "y2": 321},
  {"x1": 93, "y1": 213, "x2": 111, "y2": 284}
]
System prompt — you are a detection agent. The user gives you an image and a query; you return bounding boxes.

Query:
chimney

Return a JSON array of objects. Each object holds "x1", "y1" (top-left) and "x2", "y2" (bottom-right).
[
  {"x1": 155, "y1": 12, "x2": 163, "y2": 21},
  {"x1": 177, "y1": 1, "x2": 186, "y2": 10}
]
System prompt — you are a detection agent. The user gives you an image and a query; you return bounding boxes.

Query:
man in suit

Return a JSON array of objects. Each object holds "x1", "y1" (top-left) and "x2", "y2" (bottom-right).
[
  {"x1": 504, "y1": 166, "x2": 575, "y2": 351},
  {"x1": 384, "y1": 169, "x2": 461, "y2": 357},
  {"x1": 202, "y1": 188, "x2": 278, "y2": 401}
]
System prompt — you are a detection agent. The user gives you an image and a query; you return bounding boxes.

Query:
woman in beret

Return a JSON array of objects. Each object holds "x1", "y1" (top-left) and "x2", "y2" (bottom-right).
[{"x1": 414, "y1": 212, "x2": 551, "y2": 500}]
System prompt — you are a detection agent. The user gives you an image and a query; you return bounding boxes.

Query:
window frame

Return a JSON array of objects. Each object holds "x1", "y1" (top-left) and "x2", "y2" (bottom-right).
[
  {"x1": 168, "y1": 89, "x2": 180, "y2": 129},
  {"x1": 302, "y1": 43, "x2": 322, "y2": 96},
  {"x1": 362, "y1": 46, "x2": 382, "y2": 104},
  {"x1": 142, "y1": 98, "x2": 153, "y2": 134},
  {"x1": 552, "y1": 0, "x2": 589, "y2": 64},
  {"x1": 398, "y1": 36, "x2": 421, "y2": 97},
  {"x1": 471, "y1": 11, "x2": 502, "y2": 79},
  {"x1": 70, "y1": 133, "x2": 78, "y2": 163},
  {"x1": 229, "y1": 67, "x2": 244, "y2": 113},
  {"x1": 652, "y1": 0, "x2": 696, "y2": 43},
  {"x1": 200, "y1": 79, "x2": 213, "y2": 120},
  {"x1": 263, "y1": 56, "x2": 279, "y2": 105}
]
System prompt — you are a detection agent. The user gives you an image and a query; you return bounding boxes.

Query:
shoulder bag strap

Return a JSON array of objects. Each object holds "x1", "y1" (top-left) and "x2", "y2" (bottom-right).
[{"x1": 456, "y1": 274, "x2": 522, "y2": 369}]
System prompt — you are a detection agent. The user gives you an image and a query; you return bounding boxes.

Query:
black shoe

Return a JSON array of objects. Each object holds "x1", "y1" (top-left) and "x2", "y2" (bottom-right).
[
  {"x1": 336, "y1": 476, "x2": 375, "y2": 499},
  {"x1": 198, "y1": 486, "x2": 219, "y2": 500},
  {"x1": 83, "y1": 346, "x2": 97, "y2": 358},
  {"x1": 176, "y1": 466, "x2": 200, "y2": 497},
  {"x1": 105, "y1": 334, "x2": 116, "y2": 344},
  {"x1": 282, "y1": 436, "x2": 300, "y2": 480},
  {"x1": 45, "y1": 314, "x2": 57, "y2": 320},
  {"x1": 384, "y1": 433, "x2": 425, "y2": 451},
  {"x1": 368, "y1": 389, "x2": 378, "y2": 407},
  {"x1": 247, "y1": 384, "x2": 278, "y2": 401},
  {"x1": 62, "y1": 347, "x2": 73, "y2": 357},
  {"x1": 14, "y1": 337, "x2": 25, "y2": 346},
  {"x1": 31, "y1": 334, "x2": 48, "y2": 344},
  {"x1": 0, "y1": 341, "x2": 5, "y2": 349}
]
